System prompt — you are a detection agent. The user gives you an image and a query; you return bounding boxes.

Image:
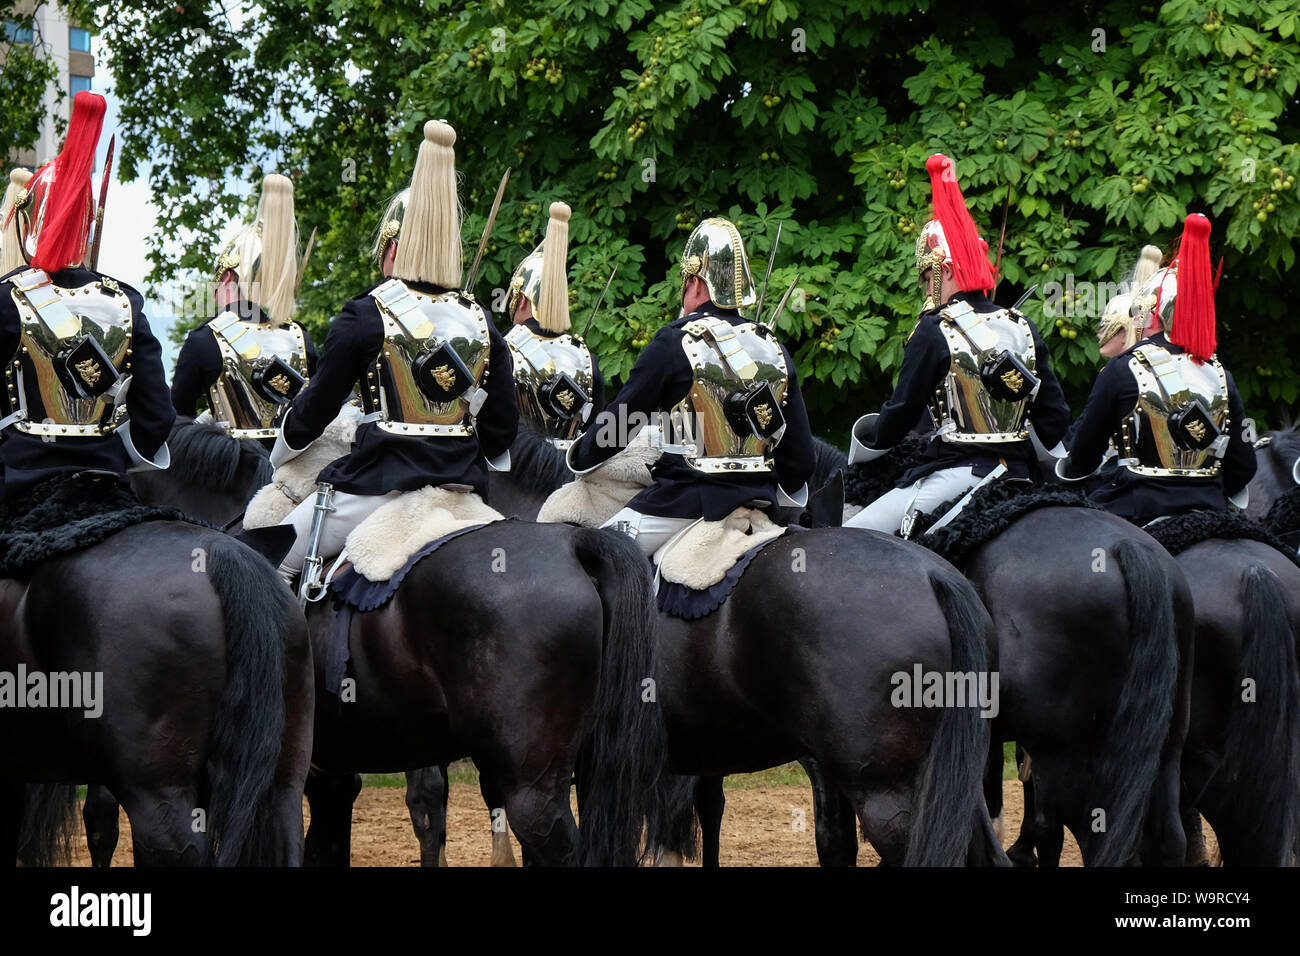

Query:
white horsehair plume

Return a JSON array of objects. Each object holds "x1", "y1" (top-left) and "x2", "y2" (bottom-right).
[
  {"x1": 393, "y1": 120, "x2": 463, "y2": 287},
  {"x1": 1131, "y1": 244, "x2": 1163, "y2": 293},
  {"x1": 537, "y1": 201, "x2": 572, "y2": 333},
  {"x1": 0, "y1": 168, "x2": 34, "y2": 276},
  {"x1": 257, "y1": 173, "x2": 300, "y2": 323}
]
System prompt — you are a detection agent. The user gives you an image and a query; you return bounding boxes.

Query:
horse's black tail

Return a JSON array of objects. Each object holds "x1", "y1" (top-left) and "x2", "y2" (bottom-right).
[
  {"x1": 1216, "y1": 565, "x2": 1300, "y2": 863},
  {"x1": 1087, "y1": 539, "x2": 1180, "y2": 867},
  {"x1": 572, "y1": 527, "x2": 668, "y2": 866},
  {"x1": 202, "y1": 535, "x2": 290, "y2": 865},
  {"x1": 905, "y1": 572, "x2": 1005, "y2": 866},
  {"x1": 16, "y1": 784, "x2": 78, "y2": 866}
]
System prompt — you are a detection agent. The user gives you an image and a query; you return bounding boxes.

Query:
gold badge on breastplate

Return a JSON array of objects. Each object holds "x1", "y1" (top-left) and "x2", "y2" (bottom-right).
[
  {"x1": 754, "y1": 403, "x2": 773, "y2": 429},
  {"x1": 1000, "y1": 369, "x2": 1025, "y2": 392},
  {"x1": 1186, "y1": 420, "x2": 1206, "y2": 442},
  {"x1": 555, "y1": 389, "x2": 575, "y2": 412},
  {"x1": 431, "y1": 365, "x2": 456, "y2": 392},
  {"x1": 75, "y1": 359, "x2": 102, "y2": 387},
  {"x1": 267, "y1": 373, "x2": 292, "y2": 395}
]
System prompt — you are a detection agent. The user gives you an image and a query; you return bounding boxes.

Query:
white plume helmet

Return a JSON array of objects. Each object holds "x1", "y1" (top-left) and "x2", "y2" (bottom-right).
[
  {"x1": 536, "y1": 202, "x2": 572, "y2": 332},
  {"x1": 1098, "y1": 244, "x2": 1164, "y2": 350},
  {"x1": 390, "y1": 120, "x2": 463, "y2": 287},
  {"x1": 214, "y1": 173, "x2": 301, "y2": 323},
  {"x1": 0, "y1": 168, "x2": 34, "y2": 276}
]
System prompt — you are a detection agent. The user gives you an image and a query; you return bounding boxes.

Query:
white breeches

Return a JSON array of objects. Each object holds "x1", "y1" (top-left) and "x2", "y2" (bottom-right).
[
  {"x1": 278, "y1": 489, "x2": 402, "y2": 576},
  {"x1": 603, "y1": 507, "x2": 698, "y2": 558},
  {"x1": 843, "y1": 466, "x2": 980, "y2": 535}
]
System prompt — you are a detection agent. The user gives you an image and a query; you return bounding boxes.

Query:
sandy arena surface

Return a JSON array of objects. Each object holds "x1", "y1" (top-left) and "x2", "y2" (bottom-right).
[{"x1": 66, "y1": 779, "x2": 1219, "y2": 867}]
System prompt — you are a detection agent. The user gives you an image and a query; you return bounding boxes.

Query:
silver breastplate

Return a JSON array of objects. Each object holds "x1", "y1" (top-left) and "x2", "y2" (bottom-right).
[
  {"x1": 4, "y1": 268, "x2": 133, "y2": 438},
  {"x1": 505, "y1": 324, "x2": 594, "y2": 449},
  {"x1": 929, "y1": 301, "x2": 1038, "y2": 444},
  {"x1": 207, "y1": 314, "x2": 309, "y2": 439},
  {"x1": 667, "y1": 316, "x2": 789, "y2": 474},
  {"x1": 1117, "y1": 344, "x2": 1229, "y2": 477},
  {"x1": 365, "y1": 279, "x2": 491, "y2": 437}
]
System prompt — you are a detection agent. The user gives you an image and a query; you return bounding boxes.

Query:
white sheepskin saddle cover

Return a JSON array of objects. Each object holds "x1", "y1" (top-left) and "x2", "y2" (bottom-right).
[
  {"x1": 655, "y1": 508, "x2": 785, "y2": 590},
  {"x1": 534, "y1": 434, "x2": 782, "y2": 590},
  {"x1": 345, "y1": 486, "x2": 502, "y2": 582},
  {"x1": 536, "y1": 432, "x2": 660, "y2": 527},
  {"x1": 244, "y1": 406, "x2": 361, "y2": 530}
]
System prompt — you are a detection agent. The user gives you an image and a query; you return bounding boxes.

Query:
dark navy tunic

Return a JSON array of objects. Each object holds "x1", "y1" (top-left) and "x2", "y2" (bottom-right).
[
  {"x1": 857, "y1": 290, "x2": 1072, "y2": 486},
  {"x1": 170, "y1": 300, "x2": 319, "y2": 417},
  {"x1": 567, "y1": 305, "x2": 815, "y2": 521},
  {"x1": 0, "y1": 266, "x2": 175, "y2": 502},
  {"x1": 1062, "y1": 332, "x2": 1256, "y2": 523},
  {"x1": 280, "y1": 280, "x2": 518, "y2": 499}
]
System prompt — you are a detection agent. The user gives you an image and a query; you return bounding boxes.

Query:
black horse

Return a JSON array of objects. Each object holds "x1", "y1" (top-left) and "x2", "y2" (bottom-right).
[
  {"x1": 1247, "y1": 425, "x2": 1300, "y2": 525},
  {"x1": 120, "y1": 420, "x2": 671, "y2": 866},
  {"x1": 481, "y1": 428, "x2": 1008, "y2": 866},
  {"x1": 837, "y1": 451, "x2": 1196, "y2": 867},
  {"x1": 2, "y1": 520, "x2": 314, "y2": 866}
]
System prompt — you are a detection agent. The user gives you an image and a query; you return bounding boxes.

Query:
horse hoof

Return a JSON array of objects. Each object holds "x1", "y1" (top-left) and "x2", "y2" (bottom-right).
[{"x1": 1007, "y1": 845, "x2": 1037, "y2": 867}]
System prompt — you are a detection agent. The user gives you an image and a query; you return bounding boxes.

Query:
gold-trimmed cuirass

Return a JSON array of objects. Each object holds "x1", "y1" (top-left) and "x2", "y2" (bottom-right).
[
  {"x1": 3, "y1": 268, "x2": 133, "y2": 438},
  {"x1": 365, "y1": 279, "x2": 491, "y2": 437},
  {"x1": 505, "y1": 323, "x2": 594, "y2": 449},
  {"x1": 207, "y1": 313, "x2": 310, "y2": 438},
  {"x1": 929, "y1": 300, "x2": 1037, "y2": 444},
  {"x1": 1116, "y1": 343, "x2": 1229, "y2": 477},
  {"x1": 668, "y1": 316, "x2": 788, "y2": 474}
]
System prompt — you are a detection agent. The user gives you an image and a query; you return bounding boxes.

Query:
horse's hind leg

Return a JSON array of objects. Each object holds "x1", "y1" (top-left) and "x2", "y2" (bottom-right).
[
  {"x1": 854, "y1": 786, "x2": 911, "y2": 866},
  {"x1": 405, "y1": 766, "x2": 446, "y2": 867},
  {"x1": 499, "y1": 773, "x2": 578, "y2": 867},
  {"x1": 303, "y1": 769, "x2": 362, "y2": 867},
  {"x1": 479, "y1": 775, "x2": 516, "y2": 867},
  {"x1": 1006, "y1": 778, "x2": 1039, "y2": 867},
  {"x1": 83, "y1": 784, "x2": 121, "y2": 867},
  {"x1": 801, "y1": 757, "x2": 857, "y2": 867},
  {"x1": 1141, "y1": 754, "x2": 1188, "y2": 867},
  {"x1": 116, "y1": 785, "x2": 205, "y2": 866},
  {"x1": 695, "y1": 776, "x2": 725, "y2": 867}
]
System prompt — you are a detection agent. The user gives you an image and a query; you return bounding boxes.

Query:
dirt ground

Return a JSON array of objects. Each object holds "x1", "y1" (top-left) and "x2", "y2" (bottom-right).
[{"x1": 67, "y1": 780, "x2": 1219, "y2": 867}]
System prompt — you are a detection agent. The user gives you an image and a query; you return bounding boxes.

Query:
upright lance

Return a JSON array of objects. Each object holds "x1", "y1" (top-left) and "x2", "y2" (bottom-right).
[{"x1": 88, "y1": 134, "x2": 115, "y2": 271}]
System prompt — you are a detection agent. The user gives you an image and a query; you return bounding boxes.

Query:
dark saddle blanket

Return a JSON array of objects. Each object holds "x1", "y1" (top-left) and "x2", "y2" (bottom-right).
[
  {"x1": 0, "y1": 472, "x2": 193, "y2": 578},
  {"x1": 1144, "y1": 508, "x2": 1300, "y2": 568},
  {"x1": 655, "y1": 529, "x2": 792, "y2": 621},
  {"x1": 908, "y1": 481, "x2": 1099, "y2": 568}
]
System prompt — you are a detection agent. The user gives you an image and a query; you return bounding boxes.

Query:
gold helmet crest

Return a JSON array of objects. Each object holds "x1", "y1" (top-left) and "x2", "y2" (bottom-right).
[{"x1": 679, "y1": 217, "x2": 756, "y2": 310}]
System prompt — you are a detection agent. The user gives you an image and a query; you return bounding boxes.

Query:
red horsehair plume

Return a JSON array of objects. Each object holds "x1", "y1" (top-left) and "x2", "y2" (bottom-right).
[
  {"x1": 30, "y1": 91, "x2": 107, "y2": 273},
  {"x1": 1170, "y1": 213, "x2": 1216, "y2": 363},
  {"x1": 925, "y1": 153, "x2": 996, "y2": 293}
]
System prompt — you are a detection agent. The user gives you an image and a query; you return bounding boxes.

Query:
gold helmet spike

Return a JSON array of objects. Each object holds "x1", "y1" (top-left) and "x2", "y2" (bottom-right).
[
  {"x1": 213, "y1": 173, "x2": 301, "y2": 323},
  {"x1": 680, "y1": 217, "x2": 757, "y2": 310},
  {"x1": 1, "y1": 168, "x2": 34, "y2": 276}
]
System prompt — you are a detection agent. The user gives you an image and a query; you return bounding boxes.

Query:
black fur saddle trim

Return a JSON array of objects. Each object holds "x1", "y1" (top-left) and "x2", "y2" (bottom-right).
[
  {"x1": 844, "y1": 433, "x2": 930, "y2": 506},
  {"x1": 1144, "y1": 508, "x2": 1300, "y2": 568},
  {"x1": 656, "y1": 529, "x2": 793, "y2": 621},
  {"x1": 909, "y1": 482, "x2": 1100, "y2": 568},
  {"x1": 0, "y1": 472, "x2": 196, "y2": 578},
  {"x1": 1264, "y1": 486, "x2": 1300, "y2": 539}
]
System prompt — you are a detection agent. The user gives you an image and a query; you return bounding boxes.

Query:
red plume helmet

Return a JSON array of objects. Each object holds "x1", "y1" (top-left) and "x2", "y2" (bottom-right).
[
  {"x1": 925, "y1": 153, "x2": 996, "y2": 293},
  {"x1": 1169, "y1": 213, "x2": 1216, "y2": 363},
  {"x1": 29, "y1": 91, "x2": 107, "y2": 273}
]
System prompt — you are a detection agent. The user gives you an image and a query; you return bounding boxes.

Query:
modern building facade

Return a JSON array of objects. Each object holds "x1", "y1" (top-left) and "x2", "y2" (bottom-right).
[{"x1": 6, "y1": 1, "x2": 95, "y2": 167}]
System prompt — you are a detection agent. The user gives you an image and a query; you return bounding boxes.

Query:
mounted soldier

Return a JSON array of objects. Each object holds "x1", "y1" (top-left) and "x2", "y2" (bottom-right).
[
  {"x1": 268, "y1": 120, "x2": 518, "y2": 584},
  {"x1": 565, "y1": 216, "x2": 815, "y2": 556},
  {"x1": 0, "y1": 91, "x2": 173, "y2": 503},
  {"x1": 171, "y1": 173, "x2": 318, "y2": 441},
  {"x1": 843, "y1": 153, "x2": 1071, "y2": 536},
  {"x1": 1095, "y1": 244, "x2": 1164, "y2": 360},
  {"x1": 1057, "y1": 213, "x2": 1256, "y2": 523},
  {"x1": 504, "y1": 201, "x2": 605, "y2": 449}
]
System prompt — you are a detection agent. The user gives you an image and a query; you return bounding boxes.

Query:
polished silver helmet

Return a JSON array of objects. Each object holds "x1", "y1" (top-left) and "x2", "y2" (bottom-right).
[{"x1": 679, "y1": 217, "x2": 757, "y2": 310}]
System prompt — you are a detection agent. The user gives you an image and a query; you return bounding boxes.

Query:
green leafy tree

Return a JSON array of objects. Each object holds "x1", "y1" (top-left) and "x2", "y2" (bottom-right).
[
  {"x1": 1, "y1": 4, "x2": 61, "y2": 160},
  {"x1": 72, "y1": 0, "x2": 1300, "y2": 437}
]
